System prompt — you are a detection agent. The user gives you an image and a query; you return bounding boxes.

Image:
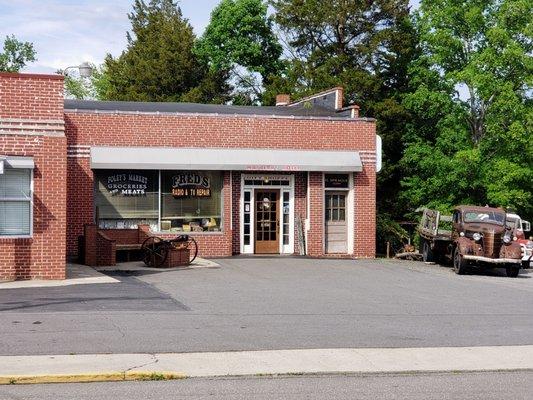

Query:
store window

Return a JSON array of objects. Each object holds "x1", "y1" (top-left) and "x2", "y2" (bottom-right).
[
  {"x1": 161, "y1": 171, "x2": 223, "y2": 232},
  {"x1": 94, "y1": 170, "x2": 159, "y2": 230},
  {"x1": 0, "y1": 169, "x2": 32, "y2": 236}
]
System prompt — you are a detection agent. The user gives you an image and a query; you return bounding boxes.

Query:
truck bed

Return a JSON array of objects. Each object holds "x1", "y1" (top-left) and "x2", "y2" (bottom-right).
[{"x1": 418, "y1": 209, "x2": 453, "y2": 241}]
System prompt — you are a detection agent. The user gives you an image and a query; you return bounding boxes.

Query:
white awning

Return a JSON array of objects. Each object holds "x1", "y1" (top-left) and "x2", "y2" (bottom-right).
[
  {"x1": 90, "y1": 147, "x2": 362, "y2": 172},
  {"x1": 0, "y1": 156, "x2": 34, "y2": 173}
]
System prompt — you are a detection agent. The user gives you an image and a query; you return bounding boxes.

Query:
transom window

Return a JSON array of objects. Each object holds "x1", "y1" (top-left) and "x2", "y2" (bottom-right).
[{"x1": 243, "y1": 176, "x2": 290, "y2": 186}]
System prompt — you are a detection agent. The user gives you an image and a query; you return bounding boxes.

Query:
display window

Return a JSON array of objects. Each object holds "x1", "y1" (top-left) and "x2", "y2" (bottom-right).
[
  {"x1": 94, "y1": 170, "x2": 223, "y2": 232},
  {"x1": 160, "y1": 171, "x2": 223, "y2": 232},
  {"x1": 94, "y1": 170, "x2": 159, "y2": 230}
]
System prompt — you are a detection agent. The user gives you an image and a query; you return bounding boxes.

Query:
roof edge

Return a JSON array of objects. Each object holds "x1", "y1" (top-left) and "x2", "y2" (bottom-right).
[
  {"x1": 64, "y1": 108, "x2": 376, "y2": 123},
  {"x1": 0, "y1": 72, "x2": 64, "y2": 81}
]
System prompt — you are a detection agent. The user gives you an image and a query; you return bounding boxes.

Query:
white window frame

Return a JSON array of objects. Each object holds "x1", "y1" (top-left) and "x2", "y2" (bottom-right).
[
  {"x1": 240, "y1": 174, "x2": 295, "y2": 254},
  {"x1": 0, "y1": 168, "x2": 34, "y2": 238}
]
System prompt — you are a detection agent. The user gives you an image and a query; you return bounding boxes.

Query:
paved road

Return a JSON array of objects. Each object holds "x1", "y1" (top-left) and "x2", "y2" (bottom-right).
[
  {"x1": 1, "y1": 258, "x2": 532, "y2": 355},
  {"x1": 1, "y1": 371, "x2": 532, "y2": 400}
]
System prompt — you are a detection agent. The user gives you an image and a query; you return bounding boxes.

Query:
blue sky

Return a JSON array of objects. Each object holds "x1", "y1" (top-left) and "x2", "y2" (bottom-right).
[{"x1": 0, "y1": 0, "x2": 419, "y2": 73}]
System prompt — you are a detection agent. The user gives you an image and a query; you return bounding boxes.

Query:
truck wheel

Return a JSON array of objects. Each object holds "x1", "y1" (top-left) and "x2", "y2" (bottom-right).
[
  {"x1": 422, "y1": 240, "x2": 435, "y2": 263},
  {"x1": 522, "y1": 260, "x2": 530, "y2": 269},
  {"x1": 506, "y1": 265, "x2": 520, "y2": 278},
  {"x1": 453, "y1": 247, "x2": 468, "y2": 275}
]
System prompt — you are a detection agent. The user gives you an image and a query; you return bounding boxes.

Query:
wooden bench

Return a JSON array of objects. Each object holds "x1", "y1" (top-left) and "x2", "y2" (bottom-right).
[{"x1": 82, "y1": 224, "x2": 151, "y2": 266}]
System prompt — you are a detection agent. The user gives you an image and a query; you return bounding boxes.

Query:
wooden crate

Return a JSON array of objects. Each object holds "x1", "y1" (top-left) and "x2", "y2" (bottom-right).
[{"x1": 162, "y1": 247, "x2": 190, "y2": 268}]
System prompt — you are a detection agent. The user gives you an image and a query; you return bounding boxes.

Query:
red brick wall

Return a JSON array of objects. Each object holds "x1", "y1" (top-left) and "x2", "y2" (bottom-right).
[
  {"x1": 0, "y1": 73, "x2": 66, "y2": 280},
  {"x1": 0, "y1": 72, "x2": 64, "y2": 120},
  {"x1": 65, "y1": 111, "x2": 376, "y2": 259},
  {"x1": 354, "y1": 165, "x2": 377, "y2": 258},
  {"x1": 306, "y1": 172, "x2": 324, "y2": 256}
]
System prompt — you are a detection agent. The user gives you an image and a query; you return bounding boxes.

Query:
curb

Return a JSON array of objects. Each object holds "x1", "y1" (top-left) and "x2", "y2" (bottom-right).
[
  {"x1": 3, "y1": 368, "x2": 533, "y2": 385},
  {"x1": 0, "y1": 371, "x2": 187, "y2": 385}
]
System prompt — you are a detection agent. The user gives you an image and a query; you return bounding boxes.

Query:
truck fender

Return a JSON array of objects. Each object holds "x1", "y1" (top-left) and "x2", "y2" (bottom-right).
[
  {"x1": 455, "y1": 237, "x2": 473, "y2": 256},
  {"x1": 500, "y1": 242, "x2": 522, "y2": 259}
]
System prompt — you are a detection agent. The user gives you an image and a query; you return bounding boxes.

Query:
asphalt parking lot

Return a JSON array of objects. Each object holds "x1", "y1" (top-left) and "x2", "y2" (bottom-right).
[{"x1": 0, "y1": 258, "x2": 532, "y2": 355}]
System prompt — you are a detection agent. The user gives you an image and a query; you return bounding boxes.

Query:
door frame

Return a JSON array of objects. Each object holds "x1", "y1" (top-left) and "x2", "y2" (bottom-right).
[
  {"x1": 323, "y1": 173, "x2": 354, "y2": 255},
  {"x1": 240, "y1": 174, "x2": 294, "y2": 255}
]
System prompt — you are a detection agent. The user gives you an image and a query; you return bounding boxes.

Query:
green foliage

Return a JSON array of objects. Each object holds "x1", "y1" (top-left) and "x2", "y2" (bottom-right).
[
  {"x1": 101, "y1": 0, "x2": 229, "y2": 102},
  {"x1": 401, "y1": 0, "x2": 533, "y2": 222},
  {"x1": 196, "y1": 0, "x2": 282, "y2": 103},
  {"x1": 376, "y1": 213, "x2": 409, "y2": 254},
  {"x1": 197, "y1": 0, "x2": 282, "y2": 77},
  {"x1": 0, "y1": 35, "x2": 36, "y2": 72}
]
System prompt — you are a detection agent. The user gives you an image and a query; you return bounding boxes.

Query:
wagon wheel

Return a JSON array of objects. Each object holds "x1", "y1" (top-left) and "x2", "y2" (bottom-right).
[
  {"x1": 141, "y1": 236, "x2": 168, "y2": 268},
  {"x1": 186, "y1": 236, "x2": 198, "y2": 264}
]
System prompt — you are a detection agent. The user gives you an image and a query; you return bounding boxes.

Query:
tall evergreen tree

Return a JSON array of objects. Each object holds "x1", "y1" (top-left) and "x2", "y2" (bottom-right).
[{"x1": 102, "y1": 0, "x2": 229, "y2": 102}]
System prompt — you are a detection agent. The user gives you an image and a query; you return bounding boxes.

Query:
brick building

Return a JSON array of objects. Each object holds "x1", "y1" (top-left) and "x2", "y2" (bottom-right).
[{"x1": 1, "y1": 72, "x2": 379, "y2": 280}]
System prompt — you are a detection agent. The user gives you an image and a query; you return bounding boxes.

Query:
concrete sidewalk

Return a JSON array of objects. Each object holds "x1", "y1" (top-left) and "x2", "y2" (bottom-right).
[
  {"x1": 1, "y1": 345, "x2": 533, "y2": 384},
  {"x1": 0, "y1": 264, "x2": 118, "y2": 289}
]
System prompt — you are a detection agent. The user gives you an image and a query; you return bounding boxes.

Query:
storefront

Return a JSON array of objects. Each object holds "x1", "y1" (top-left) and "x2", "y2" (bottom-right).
[{"x1": 1, "y1": 72, "x2": 378, "y2": 280}]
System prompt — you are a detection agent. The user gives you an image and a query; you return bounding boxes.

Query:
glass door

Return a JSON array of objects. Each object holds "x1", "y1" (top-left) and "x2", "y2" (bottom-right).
[{"x1": 254, "y1": 190, "x2": 280, "y2": 253}]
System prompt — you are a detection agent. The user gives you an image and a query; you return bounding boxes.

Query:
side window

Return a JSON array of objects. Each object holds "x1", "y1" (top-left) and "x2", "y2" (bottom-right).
[
  {"x1": 0, "y1": 168, "x2": 32, "y2": 236},
  {"x1": 452, "y1": 211, "x2": 460, "y2": 224}
]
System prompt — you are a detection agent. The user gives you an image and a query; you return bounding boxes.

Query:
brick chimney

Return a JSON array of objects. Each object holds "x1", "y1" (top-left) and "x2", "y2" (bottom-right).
[{"x1": 275, "y1": 94, "x2": 291, "y2": 106}]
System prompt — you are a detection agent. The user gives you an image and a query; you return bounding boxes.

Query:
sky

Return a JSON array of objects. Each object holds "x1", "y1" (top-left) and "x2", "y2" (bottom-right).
[{"x1": 0, "y1": 0, "x2": 420, "y2": 74}]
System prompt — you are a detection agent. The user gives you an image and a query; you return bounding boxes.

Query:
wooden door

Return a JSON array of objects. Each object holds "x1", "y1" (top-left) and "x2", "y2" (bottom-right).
[
  {"x1": 325, "y1": 192, "x2": 347, "y2": 253},
  {"x1": 255, "y1": 190, "x2": 280, "y2": 254}
]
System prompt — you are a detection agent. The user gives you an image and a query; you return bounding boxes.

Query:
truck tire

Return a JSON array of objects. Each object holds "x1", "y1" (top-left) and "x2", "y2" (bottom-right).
[
  {"x1": 422, "y1": 239, "x2": 435, "y2": 263},
  {"x1": 453, "y1": 247, "x2": 468, "y2": 275},
  {"x1": 506, "y1": 265, "x2": 520, "y2": 278}
]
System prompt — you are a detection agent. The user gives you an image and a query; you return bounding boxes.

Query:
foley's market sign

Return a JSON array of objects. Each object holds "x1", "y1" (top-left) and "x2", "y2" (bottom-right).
[
  {"x1": 106, "y1": 173, "x2": 150, "y2": 196},
  {"x1": 172, "y1": 172, "x2": 211, "y2": 198}
]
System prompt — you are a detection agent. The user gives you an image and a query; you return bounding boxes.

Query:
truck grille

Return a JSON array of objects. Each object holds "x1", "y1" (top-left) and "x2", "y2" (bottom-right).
[{"x1": 483, "y1": 231, "x2": 501, "y2": 258}]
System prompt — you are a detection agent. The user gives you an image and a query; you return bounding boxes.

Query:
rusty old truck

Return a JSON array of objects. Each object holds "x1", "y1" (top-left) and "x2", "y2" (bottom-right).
[{"x1": 418, "y1": 206, "x2": 523, "y2": 277}]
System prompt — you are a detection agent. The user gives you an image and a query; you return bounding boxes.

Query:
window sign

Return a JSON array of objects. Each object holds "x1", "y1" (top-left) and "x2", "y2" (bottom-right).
[
  {"x1": 325, "y1": 174, "x2": 349, "y2": 189},
  {"x1": 171, "y1": 173, "x2": 211, "y2": 198},
  {"x1": 105, "y1": 172, "x2": 151, "y2": 196}
]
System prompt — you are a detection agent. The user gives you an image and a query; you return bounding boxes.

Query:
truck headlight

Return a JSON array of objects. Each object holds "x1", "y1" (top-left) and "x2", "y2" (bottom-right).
[
  {"x1": 503, "y1": 235, "x2": 511, "y2": 244},
  {"x1": 472, "y1": 232, "x2": 482, "y2": 241}
]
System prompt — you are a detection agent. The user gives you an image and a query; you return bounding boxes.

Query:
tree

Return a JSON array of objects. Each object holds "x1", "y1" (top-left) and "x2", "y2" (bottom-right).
[
  {"x1": 401, "y1": 0, "x2": 533, "y2": 220},
  {"x1": 0, "y1": 35, "x2": 36, "y2": 72},
  {"x1": 196, "y1": 0, "x2": 283, "y2": 104},
  {"x1": 102, "y1": 0, "x2": 229, "y2": 102}
]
